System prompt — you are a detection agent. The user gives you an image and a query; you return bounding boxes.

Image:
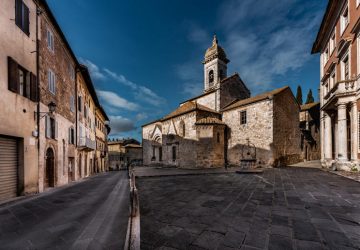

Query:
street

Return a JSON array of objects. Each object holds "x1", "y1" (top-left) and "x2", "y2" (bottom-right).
[
  {"x1": 138, "y1": 167, "x2": 360, "y2": 250},
  {"x1": 0, "y1": 171, "x2": 129, "y2": 250}
]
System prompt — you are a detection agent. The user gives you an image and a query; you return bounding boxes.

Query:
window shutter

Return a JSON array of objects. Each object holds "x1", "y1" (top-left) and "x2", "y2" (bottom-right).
[
  {"x1": 8, "y1": 57, "x2": 19, "y2": 93},
  {"x1": 23, "y1": 4, "x2": 29, "y2": 35},
  {"x1": 30, "y1": 73, "x2": 37, "y2": 101},
  {"x1": 68, "y1": 127, "x2": 72, "y2": 144},
  {"x1": 25, "y1": 72, "x2": 31, "y2": 98},
  {"x1": 45, "y1": 116, "x2": 50, "y2": 138},
  {"x1": 55, "y1": 121, "x2": 58, "y2": 139},
  {"x1": 15, "y1": 0, "x2": 22, "y2": 27}
]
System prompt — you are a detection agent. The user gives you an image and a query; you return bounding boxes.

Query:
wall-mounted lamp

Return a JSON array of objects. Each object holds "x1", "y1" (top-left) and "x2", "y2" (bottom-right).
[{"x1": 34, "y1": 101, "x2": 57, "y2": 120}]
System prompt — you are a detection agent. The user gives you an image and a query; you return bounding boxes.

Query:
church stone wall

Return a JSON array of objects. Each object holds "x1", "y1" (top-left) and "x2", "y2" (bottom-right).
[
  {"x1": 272, "y1": 89, "x2": 301, "y2": 165},
  {"x1": 161, "y1": 112, "x2": 198, "y2": 167},
  {"x1": 142, "y1": 122, "x2": 162, "y2": 166},
  {"x1": 220, "y1": 78, "x2": 250, "y2": 109},
  {"x1": 195, "y1": 92, "x2": 217, "y2": 111},
  {"x1": 223, "y1": 100, "x2": 274, "y2": 167},
  {"x1": 196, "y1": 125, "x2": 225, "y2": 168}
]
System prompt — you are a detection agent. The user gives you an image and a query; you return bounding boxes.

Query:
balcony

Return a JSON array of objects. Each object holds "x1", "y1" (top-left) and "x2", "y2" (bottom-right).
[
  {"x1": 324, "y1": 79, "x2": 357, "y2": 102},
  {"x1": 79, "y1": 137, "x2": 96, "y2": 151}
]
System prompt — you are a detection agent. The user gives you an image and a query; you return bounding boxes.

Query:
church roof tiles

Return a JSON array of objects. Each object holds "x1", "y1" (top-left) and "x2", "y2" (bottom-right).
[
  {"x1": 195, "y1": 117, "x2": 226, "y2": 125},
  {"x1": 162, "y1": 101, "x2": 220, "y2": 121},
  {"x1": 300, "y1": 102, "x2": 320, "y2": 111}
]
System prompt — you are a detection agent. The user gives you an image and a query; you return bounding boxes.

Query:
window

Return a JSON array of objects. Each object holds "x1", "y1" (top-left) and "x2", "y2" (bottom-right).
[
  {"x1": 15, "y1": 0, "x2": 29, "y2": 35},
  {"x1": 159, "y1": 147, "x2": 162, "y2": 161},
  {"x1": 340, "y1": 5, "x2": 349, "y2": 34},
  {"x1": 70, "y1": 95, "x2": 75, "y2": 112},
  {"x1": 69, "y1": 64, "x2": 75, "y2": 80},
  {"x1": 217, "y1": 132, "x2": 220, "y2": 143},
  {"x1": 7, "y1": 57, "x2": 37, "y2": 101},
  {"x1": 48, "y1": 69, "x2": 56, "y2": 94},
  {"x1": 18, "y1": 68, "x2": 25, "y2": 96},
  {"x1": 330, "y1": 68, "x2": 336, "y2": 89},
  {"x1": 84, "y1": 105, "x2": 87, "y2": 118},
  {"x1": 342, "y1": 54, "x2": 350, "y2": 80},
  {"x1": 45, "y1": 116, "x2": 57, "y2": 139},
  {"x1": 240, "y1": 110, "x2": 247, "y2": 125},
  {"x1": 324, "y1": 48, "x2": 329, "y2": 63},
  {"x1": 78, "y1": 96, "x2": 82, "y2": 112},
  {"x1": 172, "y1": 146, "x2": 176, "y2": 162},
  {"x1": 209, "y1": 70, "x2": 214, "y2": 86},
  {"x1": 69, "y1": 127, "x2": 75, "y2": 144},
  {"x1": 329, "y1": 31, "x2": 335, "y2": 54},
  {"x1": 47, "y1": 29, "x2": 54, "y2": 52}
]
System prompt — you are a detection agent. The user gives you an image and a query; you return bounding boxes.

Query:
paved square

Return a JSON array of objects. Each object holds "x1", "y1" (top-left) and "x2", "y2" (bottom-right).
[{"x1": 137, "y1": 168, "x2": 360, "y2": 250}]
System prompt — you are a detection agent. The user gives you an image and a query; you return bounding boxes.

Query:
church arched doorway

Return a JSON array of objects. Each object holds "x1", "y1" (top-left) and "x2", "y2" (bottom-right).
[{"x1": 45, "y1": 148, "x2": 55, "y2": 188}]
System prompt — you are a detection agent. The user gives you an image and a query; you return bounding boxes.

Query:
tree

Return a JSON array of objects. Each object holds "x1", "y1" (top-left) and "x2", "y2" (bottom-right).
[
  {"x1": 306, "y1": 89, "x2": 315, "y2": 104},
  {"x1": 296, "y1": 85, "x2": 303, "y2": 105}
]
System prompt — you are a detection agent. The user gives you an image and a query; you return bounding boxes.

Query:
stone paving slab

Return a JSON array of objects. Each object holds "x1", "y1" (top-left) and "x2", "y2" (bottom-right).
[
  {"x1": 133, "y1": 166, "x2": 258, "y2": 178},
  {"x1": 137, "y1": 167, "x2": 360, "y2": 250}
]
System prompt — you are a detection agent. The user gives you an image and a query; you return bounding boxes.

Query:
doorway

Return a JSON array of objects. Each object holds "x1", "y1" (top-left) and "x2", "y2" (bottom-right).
[
  {"x1": 45, "y1": 148, "x2": 55, "y2": 188},
  {"x1": 68, "y1": 157, "x2": 75, "y2": 182}
]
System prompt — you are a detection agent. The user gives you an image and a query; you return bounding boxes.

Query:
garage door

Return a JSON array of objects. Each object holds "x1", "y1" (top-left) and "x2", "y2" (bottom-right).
[{"x1": 0, "y1": 136, "x2": 18, "y2": 201}]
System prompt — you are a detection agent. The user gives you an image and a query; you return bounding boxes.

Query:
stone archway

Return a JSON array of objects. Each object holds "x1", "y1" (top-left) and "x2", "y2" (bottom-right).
[{"x1": 45, "y1": 148, "x2": 55, "y2": 188}]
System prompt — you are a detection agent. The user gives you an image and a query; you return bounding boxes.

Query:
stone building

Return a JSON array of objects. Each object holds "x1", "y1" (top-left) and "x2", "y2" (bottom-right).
[
  {"x1": 95, "y1": 106, "x2": 110, "y2": 172},
  {"x1": 77, "y1": 65, "x2": 98, "y2": 178},
  {"x1": 312, "y1": 0, "x2": 360, "y2": 170},
  {"x1": 108, "y1": 139, "x2": 142, "y2": 169},
  {"x1": 300, "y1": 102, "x2": 321, "y2": 161},
  {"x1": 0, "y1": 0, "x2": 39, "y2": 201},
  {"x1": 142, "y1": 37, "x2": 301, "y2": 168},
  {"x1": 37, "y1": 0, "x2": 78, "y2": 190}
]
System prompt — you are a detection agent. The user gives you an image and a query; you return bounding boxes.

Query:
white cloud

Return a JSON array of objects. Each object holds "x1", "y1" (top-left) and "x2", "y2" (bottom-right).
[
  {"x1": 179, "y1": 0, "x2": 323, "y2": 95},
  {"x1": 135, "y1": 113, "x2": 148, "y2": 121},
  {"x1": 79, "y1": 58, "x2": 107, "y2": 80},
  {"x1": 109, "y1": 115, "x2": 136, "y2": 135},
  {"x1": 104, "y1": 68, "x2": 165, "y2": 107},
  {"x1": 97, "y1": 90, "x2": 139, "y2": 111}
]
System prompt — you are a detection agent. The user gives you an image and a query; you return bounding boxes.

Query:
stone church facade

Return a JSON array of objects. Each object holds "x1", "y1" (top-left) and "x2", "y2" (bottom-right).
[{"x1": 142, "y1": 36, "x2": 301, "y2": 168}]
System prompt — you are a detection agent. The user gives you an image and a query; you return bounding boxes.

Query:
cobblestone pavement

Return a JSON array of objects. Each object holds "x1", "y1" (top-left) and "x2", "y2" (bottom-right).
[
  {"x1": 137, "y1": 167, "x2": 360, "y2": 250},
  {"x1": 0, "y1": 171, "x2": 129, "y2": 250}
]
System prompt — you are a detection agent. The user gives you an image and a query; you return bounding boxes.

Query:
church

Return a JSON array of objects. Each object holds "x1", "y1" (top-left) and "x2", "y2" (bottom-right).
[{"x1": 142, "y1": 36, "x2": 302, "y2": 168}]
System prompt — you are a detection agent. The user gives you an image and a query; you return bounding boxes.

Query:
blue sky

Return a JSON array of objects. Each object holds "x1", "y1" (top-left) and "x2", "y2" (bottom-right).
[{"x1": 47, "y1": 0, "x2": 327, "y2": 141}]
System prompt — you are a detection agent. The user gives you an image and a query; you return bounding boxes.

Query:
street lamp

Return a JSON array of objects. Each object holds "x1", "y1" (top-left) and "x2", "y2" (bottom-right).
[{"x1": 34, "y1": 101, "x2": 57, "y2": 119}]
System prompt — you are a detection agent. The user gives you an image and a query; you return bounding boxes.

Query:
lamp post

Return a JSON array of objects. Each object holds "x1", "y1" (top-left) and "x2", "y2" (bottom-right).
[{"x1": 34, "y1": 101, "x2": 57, "y2": 120}]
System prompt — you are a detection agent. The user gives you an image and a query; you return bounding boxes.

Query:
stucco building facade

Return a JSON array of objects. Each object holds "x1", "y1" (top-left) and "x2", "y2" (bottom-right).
[
  {"x1": 142, "y1": 37, "x2": 302, "y2": 168},
  {"x1": 0, "y1": 0, "x2": 39, "y2": 201},
  {"x1": 312, "y1": 0, "x2": 360, "y2": 170}
]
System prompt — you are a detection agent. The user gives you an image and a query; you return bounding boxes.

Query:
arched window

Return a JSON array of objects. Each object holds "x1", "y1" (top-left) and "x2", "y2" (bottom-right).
[
  {"x1": 208, "y1": 70, "x2": 214, "y2": 86},
  {"x1": 179, "y1": 121, "x2": 185, "y2": 137}
]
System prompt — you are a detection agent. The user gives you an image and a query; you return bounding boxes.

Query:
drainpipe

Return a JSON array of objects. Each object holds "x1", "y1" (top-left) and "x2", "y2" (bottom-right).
[{"x1": 36, "y1": 3, "x2": 41, "y2": 193}]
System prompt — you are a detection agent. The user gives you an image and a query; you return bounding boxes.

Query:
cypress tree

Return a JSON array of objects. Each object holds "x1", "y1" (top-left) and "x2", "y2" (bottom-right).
[
  {"x1": 296, "y1": 85, "x2": 303, "y2": 105},
  {"x1": 306, "y1": 89, "x2": 315, "y2": 104}
]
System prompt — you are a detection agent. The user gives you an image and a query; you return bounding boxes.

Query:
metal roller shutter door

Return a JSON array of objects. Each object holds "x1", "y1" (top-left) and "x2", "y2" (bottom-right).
[{"x1": 0, "y1": 137, "x2": 18, "y2": 201}]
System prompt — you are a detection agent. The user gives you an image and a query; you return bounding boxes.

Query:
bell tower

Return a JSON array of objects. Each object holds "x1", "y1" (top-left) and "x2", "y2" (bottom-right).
[{"x1": 203, "y1": 35, "x2": 230, "y2": 92}]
